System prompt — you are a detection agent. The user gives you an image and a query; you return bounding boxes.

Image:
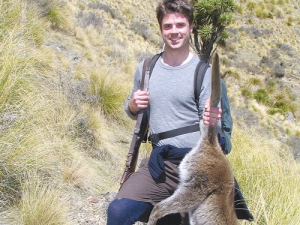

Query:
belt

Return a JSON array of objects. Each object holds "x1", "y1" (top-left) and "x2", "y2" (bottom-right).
[{"x1": 149, "y1": 124, "x2": 200, "y2": 143}]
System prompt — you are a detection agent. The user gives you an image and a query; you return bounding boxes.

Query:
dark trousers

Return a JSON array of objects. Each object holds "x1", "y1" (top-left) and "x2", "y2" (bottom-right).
[{"x1": 107, "y1": 198, "x2": 183, "y2": 225}]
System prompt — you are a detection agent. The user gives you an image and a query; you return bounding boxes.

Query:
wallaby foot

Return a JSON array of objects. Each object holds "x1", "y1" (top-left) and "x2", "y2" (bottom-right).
[{"x1": 147, "y1": 187, "x2": 205, "y2": 225}]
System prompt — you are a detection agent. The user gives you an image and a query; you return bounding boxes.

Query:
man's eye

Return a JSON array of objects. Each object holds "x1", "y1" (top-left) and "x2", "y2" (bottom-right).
[{"x1": 177, "y1": 23, "x2": 185, "y2": 28}]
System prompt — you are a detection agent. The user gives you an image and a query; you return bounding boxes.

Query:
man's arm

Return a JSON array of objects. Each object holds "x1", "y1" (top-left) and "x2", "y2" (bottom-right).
[
  {"x1": 124, "y1": 62, "x2": 150, "y2": 119},
  {"x1": 127, "y1": 90, "x2": 150, "y2": 115}
]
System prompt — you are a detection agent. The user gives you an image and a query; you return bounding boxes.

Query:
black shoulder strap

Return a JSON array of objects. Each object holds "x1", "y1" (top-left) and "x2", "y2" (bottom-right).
[
  {"x1": 194, "y1": 60, "x2": 210, "y2": 110},
  {"x1": 149, "y1": 53, "x2": 162, "y2": 77}
]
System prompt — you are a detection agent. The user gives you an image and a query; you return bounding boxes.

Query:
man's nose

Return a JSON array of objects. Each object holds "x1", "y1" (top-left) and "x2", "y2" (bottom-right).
[{"x1": 171, "y1": 25, "x2": 178, "y2": 33}]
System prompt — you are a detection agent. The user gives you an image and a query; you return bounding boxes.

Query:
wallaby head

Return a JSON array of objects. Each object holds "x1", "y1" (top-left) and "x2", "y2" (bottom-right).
[{"x1": 147, "y1": 52, "x2": 238, "y2": 225}]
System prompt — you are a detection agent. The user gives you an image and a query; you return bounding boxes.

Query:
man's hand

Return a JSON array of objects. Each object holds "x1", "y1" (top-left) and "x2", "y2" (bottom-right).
[
  {"x1": 203, "y1": 98, "x2": 222, "y2": 126},
  {"x1": 128, "y1": 90, "x2": 150, "y2": 114}
]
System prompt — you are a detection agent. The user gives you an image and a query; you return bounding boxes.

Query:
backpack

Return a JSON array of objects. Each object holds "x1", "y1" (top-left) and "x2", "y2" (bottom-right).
[{"x1": 145, "y1": 53, "x2": 233, "y2": 154}]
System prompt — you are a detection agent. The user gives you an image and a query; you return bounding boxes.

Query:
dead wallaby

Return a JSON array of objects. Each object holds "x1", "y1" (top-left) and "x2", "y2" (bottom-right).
[{"x1": 147, "y1": 53, "x2": 238, "y2": 225}]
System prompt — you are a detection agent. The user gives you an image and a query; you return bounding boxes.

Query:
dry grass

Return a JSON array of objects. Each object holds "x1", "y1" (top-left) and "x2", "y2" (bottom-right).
[
  {"x1": 0, "y1": 0, "x2": 135, "y2": 222},
  {"x1": 0, "y1": 174, "x2": 71, "y2": 225},
  {"x1": 0, "y1": 0, "x2": 300, "y2": 224},
  {"x1": 229, "y1": 124, "x2": 300, "y2": 225}
]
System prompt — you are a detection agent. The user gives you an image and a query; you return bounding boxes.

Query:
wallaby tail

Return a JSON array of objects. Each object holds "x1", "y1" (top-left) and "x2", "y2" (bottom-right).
[
  {"x1": 210, "y1": 53, "x2": 221, "y2": 108},
  {"x1": 208, "y1": 52, "x2": 222, "y2": 144}
]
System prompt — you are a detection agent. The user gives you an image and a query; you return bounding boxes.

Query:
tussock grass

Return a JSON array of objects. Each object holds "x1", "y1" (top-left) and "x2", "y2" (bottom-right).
[
  {"x1": 1, "y1": 0, "x2": 300, "y2": 223},
  {"x1": 229, "y1": 125, "x2": 300, "y2": 225},
  {"x1": 89, "y1": 66, "x2": 129, "y2": 120},
  {"x1": 0, "y1": 174, "x2": 71, "y2": 225},
  {"x1": 40, "y1": 0, "x2": 71, "y2": 29},
  {"x1": 0, "y1": 0, "x2": 122, "y2": 222}
]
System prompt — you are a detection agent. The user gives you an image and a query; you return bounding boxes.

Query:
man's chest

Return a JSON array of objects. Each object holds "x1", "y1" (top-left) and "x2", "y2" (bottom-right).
[{"x1": 148, "y1": 70, "x2": 195, "y2": 107}]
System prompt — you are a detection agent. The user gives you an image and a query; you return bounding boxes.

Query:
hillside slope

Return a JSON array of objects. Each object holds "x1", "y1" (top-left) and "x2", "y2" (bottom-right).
[{"x1": 0, "y1": 0, "x2": 299, "y2": 224}]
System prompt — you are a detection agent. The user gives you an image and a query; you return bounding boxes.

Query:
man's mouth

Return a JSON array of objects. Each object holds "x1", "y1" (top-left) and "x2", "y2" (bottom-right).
[{"x1": 170, "y1": 37, "x2": 180, "y2": 43}]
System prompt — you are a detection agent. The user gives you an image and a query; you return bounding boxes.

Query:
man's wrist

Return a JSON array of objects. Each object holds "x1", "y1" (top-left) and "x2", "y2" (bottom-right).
[{"x1": 128, "y1": 99, "x2": 138, "y2": 115}]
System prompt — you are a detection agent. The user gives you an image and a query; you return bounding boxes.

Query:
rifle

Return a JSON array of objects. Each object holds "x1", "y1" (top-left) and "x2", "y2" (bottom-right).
[{"x1": 120, "y1": 58, "x2": 151, "y2": 186}]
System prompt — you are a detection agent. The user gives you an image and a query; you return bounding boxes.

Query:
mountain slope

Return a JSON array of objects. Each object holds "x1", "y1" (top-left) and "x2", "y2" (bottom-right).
[{"x1": 0, "y1": 0, "x2": 299, "y2": 224}]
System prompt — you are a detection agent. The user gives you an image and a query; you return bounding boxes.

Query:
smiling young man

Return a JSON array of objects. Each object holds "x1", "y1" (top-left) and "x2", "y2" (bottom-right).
[{"x1": 106, "y1": 1, "x2": 222, "y2": 224}]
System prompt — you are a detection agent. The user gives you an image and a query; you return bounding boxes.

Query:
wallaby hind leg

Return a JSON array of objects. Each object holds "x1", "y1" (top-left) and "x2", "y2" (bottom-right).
[{"x1": 147, "y1": 187, "x2": 205, "y2": 225}]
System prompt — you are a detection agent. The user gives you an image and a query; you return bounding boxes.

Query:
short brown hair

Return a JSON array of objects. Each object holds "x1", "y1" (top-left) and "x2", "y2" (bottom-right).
[{"x1": 156, "y1": 0, "x2": 194, "y2": 29}]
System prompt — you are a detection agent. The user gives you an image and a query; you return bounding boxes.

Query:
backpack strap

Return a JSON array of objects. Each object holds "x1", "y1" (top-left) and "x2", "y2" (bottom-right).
[
  {"x1": 149, "y1": 53, "x2": 162, "y2": 76},
  {"x1": 141, "y1": 53, "x2": 162, "y2": 90},
  {"x1": 194, "y1": 60, "x2": 210, "y2": 114}
]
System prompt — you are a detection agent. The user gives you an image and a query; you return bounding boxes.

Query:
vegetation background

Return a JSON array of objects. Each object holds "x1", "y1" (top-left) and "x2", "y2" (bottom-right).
[{"x1": 0, "y1": 0, "x2": 299, "y2": 224}]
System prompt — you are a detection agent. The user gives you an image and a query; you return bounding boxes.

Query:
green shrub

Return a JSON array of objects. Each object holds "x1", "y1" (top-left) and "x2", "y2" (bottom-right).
[
  {"x1": 273, "y1": 93, "x2": 285, "y2": 102},
  {"x1": 236, "y1": 5, "x2": 243, "y2": 14},
  {"x1": 274, "y1": 101, "x2": 297, "y2": 115},
  {"x1": 255, "y1": 8, "x2": 274, "y2": 19},
  {"x1": 246, "y1": 1, "x2": 257, "y2": 11},
  {"x1": 254, "y1": 89, "x2": 270, "y2": 105},
  {"x1": 266, "y1": 80, "x2": 277, "y2": 93},
  {"x1": 241, "y1": 88, "x2": 252, "y2": 98},
  {"x1": 246, "y1": 18, "x2": 254, "y2": 24},
  {"x1": 248, "y1": 77, "x2": 261, "y2": 86},
  {"x1": 274, "y1": 101, "x2": 289, "y2": 112},
  {"x1": 223, "y1": 69, "x2": 240, "y2": 79},
  {"x1": 267, "y1": 108, "x2": 279, "y2": 115}
]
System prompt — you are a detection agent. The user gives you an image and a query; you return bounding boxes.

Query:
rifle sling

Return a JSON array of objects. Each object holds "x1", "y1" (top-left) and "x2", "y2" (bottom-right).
[
  {"x1": 134, "y1": 58, "x2": 151, "y2": 134},
  {"x1": 141, "y1": 58, "x2": 151, "y2": 91},
  {"x1": 149, "y1": 124, "x2": 199, "y2": 143}
]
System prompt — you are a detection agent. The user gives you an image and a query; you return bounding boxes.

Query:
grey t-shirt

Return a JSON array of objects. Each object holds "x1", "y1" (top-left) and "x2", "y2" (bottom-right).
[{"x1": 125, "y1": 54, "x2": 222, "y2": 148}]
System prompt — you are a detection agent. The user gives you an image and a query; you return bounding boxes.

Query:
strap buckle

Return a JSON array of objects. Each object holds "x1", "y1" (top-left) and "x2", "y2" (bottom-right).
[{"x1": 149, "y1": 133, "x2": 159, "y2": 143}]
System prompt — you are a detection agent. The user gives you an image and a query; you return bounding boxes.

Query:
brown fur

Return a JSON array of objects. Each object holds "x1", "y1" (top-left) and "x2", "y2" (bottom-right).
[{"x1": 147, "y1": 53, "x2": 238, "y2": 225}]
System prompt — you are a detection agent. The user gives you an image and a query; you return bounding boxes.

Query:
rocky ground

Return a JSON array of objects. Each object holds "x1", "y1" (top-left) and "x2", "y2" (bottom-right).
[{"x1": 69, "y1": 191, "x2": 146, "y2": 225}]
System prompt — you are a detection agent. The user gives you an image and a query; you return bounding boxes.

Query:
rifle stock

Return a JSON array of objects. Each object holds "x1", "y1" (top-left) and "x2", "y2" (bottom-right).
[{"x1": 120, "y1": 109, "x2": 148, "y2": 185}]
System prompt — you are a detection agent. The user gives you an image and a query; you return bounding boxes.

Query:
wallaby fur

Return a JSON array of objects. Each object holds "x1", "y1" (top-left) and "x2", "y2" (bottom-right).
[{"x1": 147, "y1": 53, "x2": 238, "y2": 225}]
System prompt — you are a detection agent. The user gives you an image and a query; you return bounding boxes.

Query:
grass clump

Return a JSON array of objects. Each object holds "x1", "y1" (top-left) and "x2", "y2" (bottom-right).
[
  {"x1": 266, "y1": 80, "x2": 277, "y2": 93},
  {"x1": 254, "y1": 89, "x2": 270, "y2": 105},
  {"x1": 223, "y1": 69, "x2": 240, "y2": 79},
  {"x1": 241, "y1": 88, "x2": 253, "y2": 99},
  {"x1": 247, "y1": 77, "x2": 262, "y2": 86},
  {"x1": 89, "y1": 67, "x2": 128, "y2": 120},
  {"x1": 41, "y1": 0, "x2": 70, "y2": 29},
  {"x1": 0, "y1": 174, "x2": 71, "y2": 225},
  {"x1": 229, "y1": 126, "x2": 300, "y2": 225},
  {"x1": 246, "y1": 1, "x2": 257, "y2": 11}
]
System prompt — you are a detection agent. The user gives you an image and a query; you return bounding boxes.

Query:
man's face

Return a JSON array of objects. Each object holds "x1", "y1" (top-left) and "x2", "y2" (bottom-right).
[{"x1": 161, "y1": 12, "x2": 192, "y2": 51}]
